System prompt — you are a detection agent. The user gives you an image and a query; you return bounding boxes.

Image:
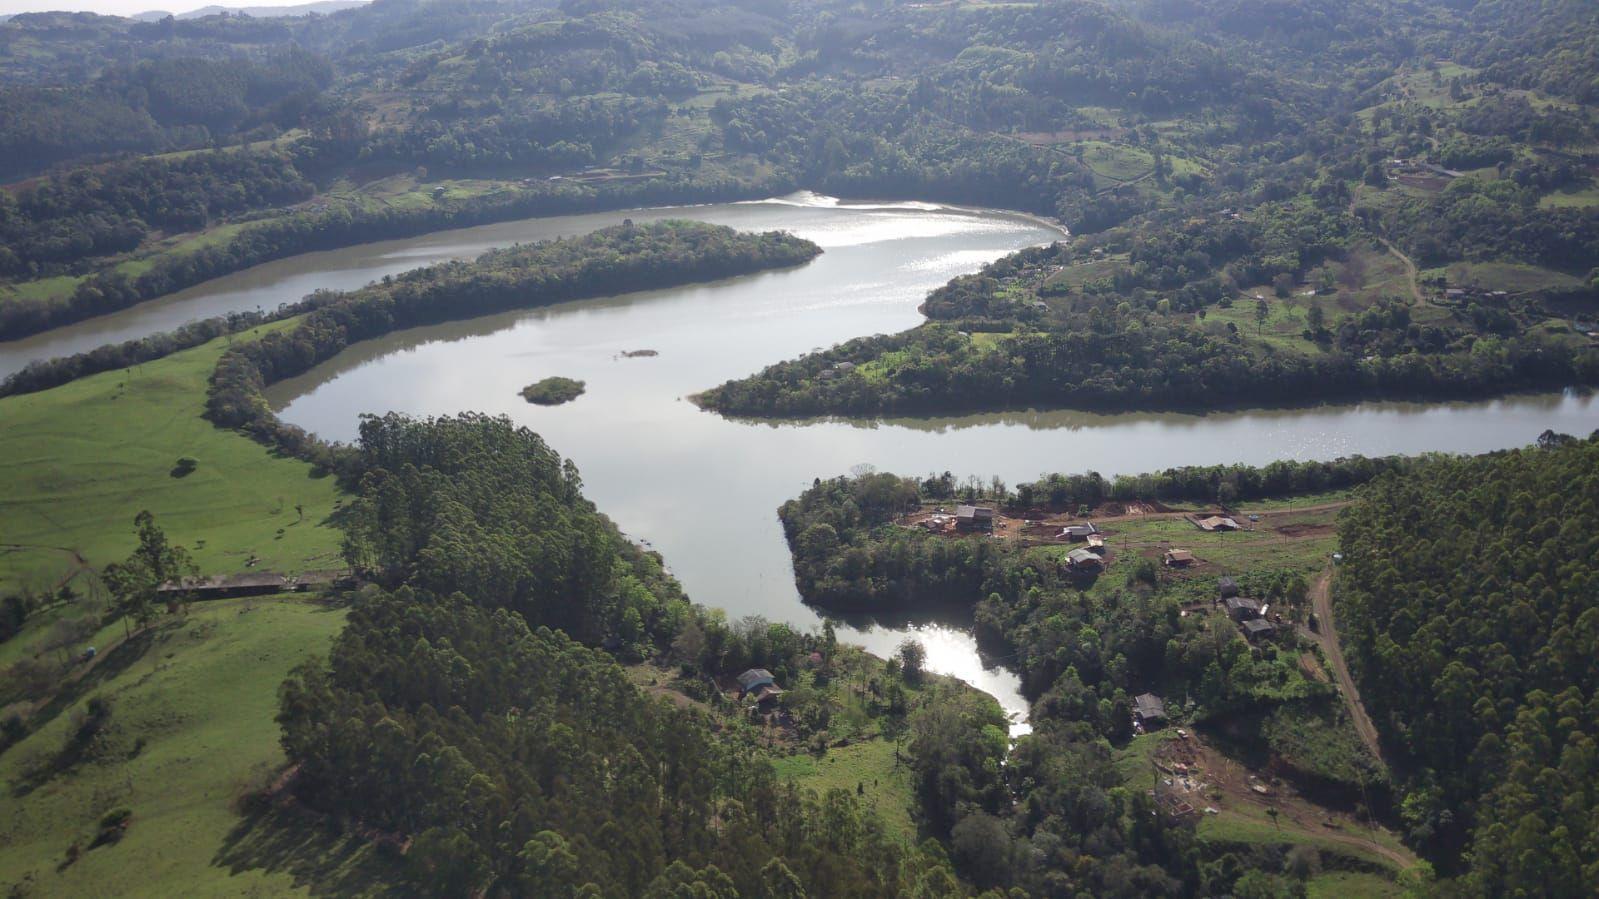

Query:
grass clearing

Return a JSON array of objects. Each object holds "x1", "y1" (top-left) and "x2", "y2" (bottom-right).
[
  {"x1": 1075, "y1": 140, "x2": 1154, "y2": 183},
  {"x1": 772, "y1": 739, "x2": 918, "y2": 843},
  {"x1": 1114, "y1": 731, "x2": 1175, "y2": 793},
  {"x1": 1539, "y1": 185, "x2": 1599, "y2": 209},
  {"x1": 1306, "y1": 870, "x2": 1406, "y2": 898},
  {"x1": 0, "y1": 322, "x2": 344, "y2": 594},
  {"x1": 1428, "y1": 261, "x2": 1583, "y2": 294},
  {"x1": 0, "y1": 595, "x2": 358, "y2": 898}
]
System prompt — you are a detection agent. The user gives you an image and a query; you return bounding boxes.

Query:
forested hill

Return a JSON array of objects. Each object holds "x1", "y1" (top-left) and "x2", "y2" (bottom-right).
[
  {"x1": 1338, "y1": 431, "x2": 1599, "y2": 891},
  {"x1": 5, "y1": 0, "x2": 1598, "y2": 364},
  {"x1": 280, "y1": 412, "x2": 962, "y2": 895}
]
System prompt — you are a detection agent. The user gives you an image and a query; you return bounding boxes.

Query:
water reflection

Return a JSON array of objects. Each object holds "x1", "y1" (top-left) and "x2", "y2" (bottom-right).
[{"x1": 264, "y1": 200, "x2": 1599, "y2": 733}]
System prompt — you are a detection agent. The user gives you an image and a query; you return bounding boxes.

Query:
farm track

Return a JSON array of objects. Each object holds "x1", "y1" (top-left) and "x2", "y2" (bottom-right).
[{"x1": 1300, "y1": 567, "x2": 1385, "y2": 763}]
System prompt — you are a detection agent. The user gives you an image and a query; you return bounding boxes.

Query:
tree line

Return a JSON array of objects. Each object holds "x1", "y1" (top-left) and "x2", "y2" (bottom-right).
[{"x1": 0, "y1": 168, "x2": 795, "y2": 342}]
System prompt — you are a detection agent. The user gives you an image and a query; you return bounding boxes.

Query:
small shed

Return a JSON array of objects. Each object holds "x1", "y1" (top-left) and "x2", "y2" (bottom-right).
[
  {"x1": 737, "y1": 669, "x2": 777, "y2": 695},
  {"x1": 956, "y1": 505, "x2": 996, "y2": 531},
  {"x1": 1164, "y1": 549, "x2": 1195, "y2": 567},
  {"x1": 1196, "y1": 515, "x2": 1240, "y2": 532},
  {"x1": 1133, "y1": 693, "x2": 1167, "y2": 728},
  {"x1": 1242, "y1": 618, "x2": 1277, "y2": 642},
  {"x1": 1065, "y1": 547, "x2": 1104, "y2": 571},
  {"x1": 1226, "y1": 597, "x2": 1264, "y2": 621},
  {"x1": 1218, "y1": 576, "x2": 1239, "y2": 598},
  {"x1": 1086, "y1": 533, "x2": 1107, "y2": 553}
]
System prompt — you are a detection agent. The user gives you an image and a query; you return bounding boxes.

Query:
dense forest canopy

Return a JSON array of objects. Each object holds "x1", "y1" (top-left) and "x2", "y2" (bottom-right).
[
  {"x1": 281, "y1": 413, "x2": 968, "y2": 895},
  {"x1": 1338, "y1": 432, "x2": 1599, "y2": 891}
]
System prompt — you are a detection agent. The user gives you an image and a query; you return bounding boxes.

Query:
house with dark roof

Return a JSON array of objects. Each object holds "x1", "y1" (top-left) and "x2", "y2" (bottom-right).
[
  {"x1": 955, "y1": 505, "x2": 996, "y2": 531},
  {"x1": 1133, "y1": 693, "x2": 1167, "y2": 728},
  {"x1": 1242, "y1": 618, "x2": 1277, "y2": 642},
  {"x1": 1225, "y1": 597, "x2": 1263, "y2": 621},
  {"x1": 1065, "y1": 547, "x2": 1105, "y2": 571},
  {"x1": 737, "y1": 669, "x2": 776, "y2": 694}
]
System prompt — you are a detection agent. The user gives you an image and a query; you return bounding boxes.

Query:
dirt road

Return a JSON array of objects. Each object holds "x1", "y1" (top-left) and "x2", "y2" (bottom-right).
[
  {"x1": 1377, "y1": 237, "x2": 1425, "y2": 305},
  {"x1": 1301, "y1": 568, "x2": 1385, "y2": 762}
]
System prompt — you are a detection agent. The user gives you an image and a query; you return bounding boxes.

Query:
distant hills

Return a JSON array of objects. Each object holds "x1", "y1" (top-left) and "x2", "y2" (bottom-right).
[{"x1": 131, "y1": 0, "x2": 367, "y2": 20}]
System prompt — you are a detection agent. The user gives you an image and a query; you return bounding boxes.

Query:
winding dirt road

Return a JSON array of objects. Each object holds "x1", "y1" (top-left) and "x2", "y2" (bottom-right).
[{"x1": 1301, "y1": 568, "x2": 1384, "y2": 761}]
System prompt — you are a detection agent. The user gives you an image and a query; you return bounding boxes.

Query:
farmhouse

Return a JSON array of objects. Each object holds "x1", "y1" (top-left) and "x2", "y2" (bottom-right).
[
  {"x1": 1196, "y1": 515, "x2": 1240, "y2": 532},
  {"x1": 1065, "y1": 547, "x2": 1104, "y2": 571},
  {"x1": 1133, "y1": 693, "x2": 1167, "y2": 729},
  {"x1": 1242, "y1": 618, "x2": 1277, "y2": 642},
  {"x1": 956, "y1": 505, "x2": 996, "y2": 531},
  {"x1": 736, "y1": 669, "x2": 786, "y2": 706},
  {"x1": 737, "y1": 668, "x2": 777, "y2": 694},
  {"x1": 1164, "y1": 549, "x2": 1195, "y2": 567},
  {"x1": 1225, "y1": 597, "x2": 1264, "y2": 621}
]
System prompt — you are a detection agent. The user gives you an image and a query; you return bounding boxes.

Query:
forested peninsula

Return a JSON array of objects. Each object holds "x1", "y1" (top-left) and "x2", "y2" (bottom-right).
[{"x1": 204, "y1": 220, "x2": 817, "y2": 470}]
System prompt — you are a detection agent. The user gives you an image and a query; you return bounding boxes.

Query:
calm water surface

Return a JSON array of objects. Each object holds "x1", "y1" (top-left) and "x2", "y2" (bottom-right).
[{"x1": 17, "y1": 193, "x2": 1599, "y2": 730}]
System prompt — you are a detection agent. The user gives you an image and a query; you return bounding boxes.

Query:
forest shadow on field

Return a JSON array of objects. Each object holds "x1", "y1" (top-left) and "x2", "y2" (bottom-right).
[
  {"x1": 4, "y1": 627, "x2": 156, "y2": 778},
  {"x1": 213, "y1": 803, "x2": 397, "y2": 897}
]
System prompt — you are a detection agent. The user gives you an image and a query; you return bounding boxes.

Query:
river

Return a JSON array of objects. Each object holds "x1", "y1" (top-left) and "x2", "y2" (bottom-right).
[{"x1": 15, "y1": 193, "x2": 1599, "y2": 731}]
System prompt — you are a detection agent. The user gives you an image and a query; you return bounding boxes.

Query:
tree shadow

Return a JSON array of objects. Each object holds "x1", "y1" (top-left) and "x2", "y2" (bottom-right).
[
  {"x1": 213, "y1": 802, "x2": 400, "y2": 897},
  {"x1": 2, "y1": 626, "x2": 156, "y2": 771}
]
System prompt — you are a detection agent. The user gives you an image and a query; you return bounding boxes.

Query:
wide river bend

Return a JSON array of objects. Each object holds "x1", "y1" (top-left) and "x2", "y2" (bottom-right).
[{"x1": 13, "y1": 193, "x2": 1599, "y2": 731}]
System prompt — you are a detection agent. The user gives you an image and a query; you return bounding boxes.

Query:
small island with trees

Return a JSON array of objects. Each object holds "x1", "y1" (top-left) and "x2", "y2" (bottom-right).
[{"x1": 520, "y1": 376, "x2": 585, "y2": 406}]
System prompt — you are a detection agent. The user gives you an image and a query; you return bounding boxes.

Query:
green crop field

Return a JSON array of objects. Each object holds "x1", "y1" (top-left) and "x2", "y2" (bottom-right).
[
  {"x1": 0, "y1": 596, "x2": 369, "y2": 898},
  {"x1": 0, "y1": 322, "x2": 345, "y2": 595}
]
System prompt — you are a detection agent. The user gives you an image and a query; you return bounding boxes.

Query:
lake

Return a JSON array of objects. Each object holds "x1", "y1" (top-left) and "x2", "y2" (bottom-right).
[{"x1": 17, "y1": 192, "x2": 1599, "y2": 730}]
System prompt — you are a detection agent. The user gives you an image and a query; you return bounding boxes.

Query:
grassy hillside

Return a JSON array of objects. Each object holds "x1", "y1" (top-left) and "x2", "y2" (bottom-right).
[
  {"x1": 0, "y1": 321, "x2": 344, "y2": 596},
  {"x1": 0, "y1": 596, "x2": 352, "y2": 898}
]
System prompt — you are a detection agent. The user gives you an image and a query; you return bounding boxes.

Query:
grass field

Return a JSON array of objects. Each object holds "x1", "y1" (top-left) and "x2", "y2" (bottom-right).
[
  {"x1": 1306, "y1": 869, "x2": 1407, "y2": 898},
  {"x1": 0, "y1": 322, "x2": 344, "y2": 595},
  {"x1": 772, "y1": 738, "x2": 918, "y2": 843},
  {"x1": 0, "y1": 595, "x2": 363, "y2": 898},
  {"x1": 1031, "y1": 503, "x2": 1343, "y2": 580}
]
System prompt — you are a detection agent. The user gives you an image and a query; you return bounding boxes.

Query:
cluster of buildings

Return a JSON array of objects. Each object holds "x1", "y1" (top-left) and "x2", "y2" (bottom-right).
[
  {"x1": 1059, "y1": 521, "x2": 1107, "y2": 571},
  {"x1": 815, "y1": 361, "x2": 856, "y2": 381},
  {"x1": 1219, "y1": 576, "x2": 1280, "y2": 642}
]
